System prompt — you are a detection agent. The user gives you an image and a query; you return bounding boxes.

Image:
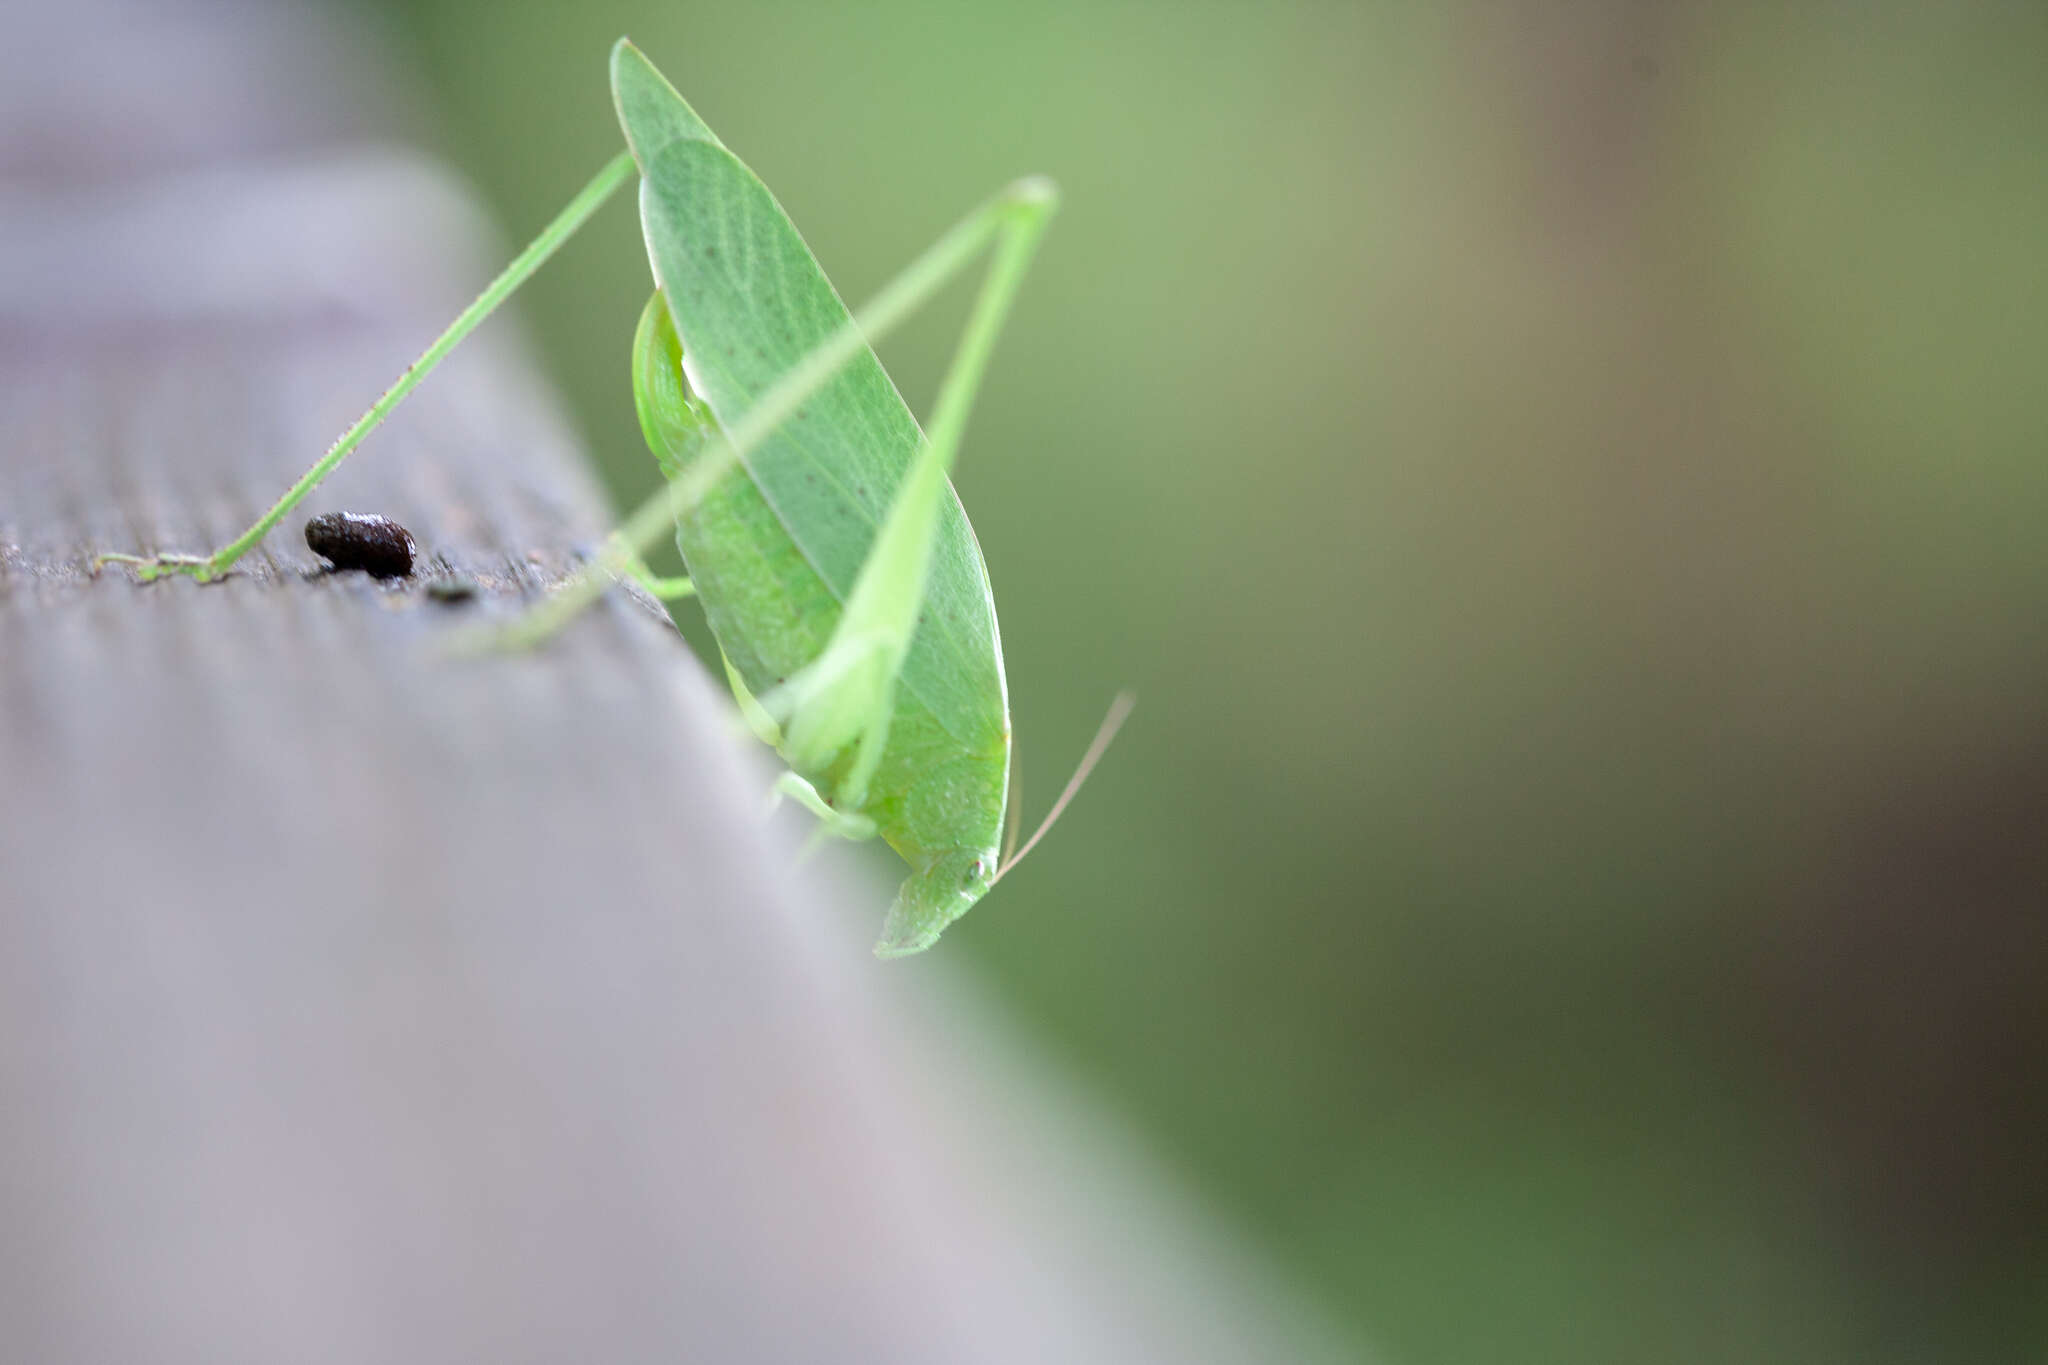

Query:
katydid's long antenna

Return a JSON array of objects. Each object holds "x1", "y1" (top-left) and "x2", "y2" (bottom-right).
[
  {"x1": 994, "y1": 691, "x2": 1135, "y2": 882},
  {"x1": 1002, "y1": 743, "x2": 1026, "y2": 868}
]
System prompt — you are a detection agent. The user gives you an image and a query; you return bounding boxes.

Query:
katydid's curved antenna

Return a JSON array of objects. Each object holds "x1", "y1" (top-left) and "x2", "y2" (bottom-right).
[
  {"x1": 994, "y1": 691, "x2": 1135, "y2": 883},
  {"x1": 1001, "y1": 743, "x2": 1026, "y2": 869}
]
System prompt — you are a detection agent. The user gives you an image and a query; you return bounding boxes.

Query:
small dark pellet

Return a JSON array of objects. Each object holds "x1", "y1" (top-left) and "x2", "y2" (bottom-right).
[
  {"x1": 426, "y1": 575, "x2": 478, "y2": 604},
  {"x1": 305, "y1": 512, "x2": 415, "y2": 578}
]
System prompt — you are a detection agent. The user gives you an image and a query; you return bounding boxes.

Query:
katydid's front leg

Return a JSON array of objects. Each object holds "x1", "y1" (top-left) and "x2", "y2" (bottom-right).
[
  {"x1": 770, "y1": 772, "x2": 877, "y2": 843},
  {"x1": 610, "y1": 533, "x2": 695, "y2": 601},
  {"x1": 636, "y1": 574, "x2": 697, "y2": 601}
]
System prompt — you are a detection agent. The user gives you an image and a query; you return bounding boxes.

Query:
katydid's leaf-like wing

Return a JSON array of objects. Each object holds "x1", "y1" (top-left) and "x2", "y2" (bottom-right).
[
  {"x1": 611, "y1": 39, "x2": 720, "y2": 160},
  {"x1": 608, "y1": 40, "x2": 1005, "y2": 754}
]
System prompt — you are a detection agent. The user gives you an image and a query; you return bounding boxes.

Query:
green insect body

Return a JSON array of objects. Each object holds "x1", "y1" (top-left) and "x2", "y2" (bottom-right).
[
  {"x1": 614, "y1": 45, "x2": 1008, "y2": 955},
  {"x1": 96, "y1": 39, "x2": 1117, "y2": 959}
]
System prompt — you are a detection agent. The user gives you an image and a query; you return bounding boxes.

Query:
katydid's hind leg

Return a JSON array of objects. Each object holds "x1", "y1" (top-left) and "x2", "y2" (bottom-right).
[
  {"x1": 481, "y1": 178, "x2": 1058, "y2": 652},
  {"x1": 754, "y1": 629, "x2": 891, "y2": 725},
  {"x1": 771, "y1": 770, "x2": 877, "y2": 842},
  {"x1": 757, "y1": 176, "x2": 1053, "y2": 822},
  {"x1": 97, "y1": 152, "x2": 638, "y2": 585}
]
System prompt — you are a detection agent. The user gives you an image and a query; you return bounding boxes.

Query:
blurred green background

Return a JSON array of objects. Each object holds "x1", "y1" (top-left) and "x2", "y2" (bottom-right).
[{"x1": 374, "y1": 2, "x2": 2048, "y2": 1360}]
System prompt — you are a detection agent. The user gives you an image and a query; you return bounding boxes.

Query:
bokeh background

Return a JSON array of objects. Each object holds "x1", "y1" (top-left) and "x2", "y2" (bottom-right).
[{"x1": 372, "y1": 3, "x2": 2047, "y2": 1361}]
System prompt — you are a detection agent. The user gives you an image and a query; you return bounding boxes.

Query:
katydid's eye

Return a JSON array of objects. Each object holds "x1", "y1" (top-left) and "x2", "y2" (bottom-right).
[{"x1": 964, "y1": 859, "x2": 985, "y2": 886}]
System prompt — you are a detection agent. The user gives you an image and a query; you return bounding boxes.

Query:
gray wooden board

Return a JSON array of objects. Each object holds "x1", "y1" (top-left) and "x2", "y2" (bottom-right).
[{"x1": 0, "y1": 1, "x2": 1350, "y2": 1361}]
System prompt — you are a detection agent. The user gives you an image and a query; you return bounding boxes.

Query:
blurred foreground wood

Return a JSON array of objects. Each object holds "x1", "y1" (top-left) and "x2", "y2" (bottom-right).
[{"x1": 0, "y1": 2, "x2": 1343, "y2": 1359}]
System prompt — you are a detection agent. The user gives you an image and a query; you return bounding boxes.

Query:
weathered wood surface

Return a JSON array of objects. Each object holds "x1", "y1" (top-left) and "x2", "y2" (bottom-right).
[{"x1": 0, "y1": 1, "x2": 1342, "y2": 1360}]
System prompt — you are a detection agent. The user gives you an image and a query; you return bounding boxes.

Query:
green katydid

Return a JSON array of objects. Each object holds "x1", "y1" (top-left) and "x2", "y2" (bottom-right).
[{"x1": 97, "y1": 39, "x2": 1130, "y2": 956}]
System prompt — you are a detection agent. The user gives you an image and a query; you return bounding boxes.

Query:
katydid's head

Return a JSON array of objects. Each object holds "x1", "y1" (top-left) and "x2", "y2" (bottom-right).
[
  {"x1": 872, "y1": 693, "x2": 1137, "y2": 960},
  {"x1": 874, "y1": 848, "x2": 1000, "y2": 959}
]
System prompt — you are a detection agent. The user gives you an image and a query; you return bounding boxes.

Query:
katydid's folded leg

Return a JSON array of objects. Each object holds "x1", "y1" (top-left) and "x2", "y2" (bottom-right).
[
  {"x1": 722, "y1": 651, "x2": 782, "y2": 748},
  {"x1": 637, "y1": 575, "x2": 696, "y2": 600},
  {"x1": 611, "y1": 533, "x2": 695, "y2": 601},
  {"x1": 772, "y1": 771, "x2": 877, "y2": 842}
]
